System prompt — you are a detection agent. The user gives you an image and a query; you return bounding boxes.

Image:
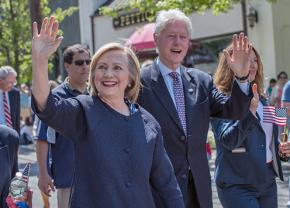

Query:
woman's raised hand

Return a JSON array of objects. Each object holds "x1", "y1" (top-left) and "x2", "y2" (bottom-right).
[
  {"x1": 32, "y1": 16, "x2": 63, "y2": 60},
  {"x1": 224, "y1": 33, "x2": 252, "y2": 78},
  {"x1": 31, "y1": 17, "x2": 62, "y2": 111}
]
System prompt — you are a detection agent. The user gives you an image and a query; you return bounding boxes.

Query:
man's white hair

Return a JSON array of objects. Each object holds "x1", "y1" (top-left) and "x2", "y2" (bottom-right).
[
  {"x1": 0, "y1": 66, "x2": 17, "y2": 80},
  {"x1": 154, "y1": 9, "x2": 192, "y2": 36}
]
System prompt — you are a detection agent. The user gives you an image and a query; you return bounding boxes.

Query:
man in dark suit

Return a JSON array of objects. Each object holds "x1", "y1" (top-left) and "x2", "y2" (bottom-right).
[
  {"x1": 0, "y1": 125, "x2": 19, "y2": 208},
  {"x1": 0, "y1": 66, "x2": 20, "y2": 134},
  {"x1": 138, "y1": 9, "x2": 252, "y2": 208}
]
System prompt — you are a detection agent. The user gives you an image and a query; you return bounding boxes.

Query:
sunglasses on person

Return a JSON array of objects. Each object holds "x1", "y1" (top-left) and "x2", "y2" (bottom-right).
[{"x1": 74, "y1": 59, "x2": 91, "y2": 66}]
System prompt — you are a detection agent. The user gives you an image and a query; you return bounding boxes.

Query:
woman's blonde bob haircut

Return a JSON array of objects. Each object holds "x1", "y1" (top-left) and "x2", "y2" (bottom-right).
[
  {"x1": 89, "y1": 42, "x2": 141, "y2": 102},
  {"x1": 214, "y1": 45, "x2": 264, "y2": 96}
]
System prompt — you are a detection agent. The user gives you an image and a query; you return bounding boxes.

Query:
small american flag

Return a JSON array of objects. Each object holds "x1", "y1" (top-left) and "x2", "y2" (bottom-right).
[
  {"x1": 22, "y1": 163, "x2": 31, "y2": 183},
  {"x1": 263, "y1": 106, "x2": 287, "y2": 126}
]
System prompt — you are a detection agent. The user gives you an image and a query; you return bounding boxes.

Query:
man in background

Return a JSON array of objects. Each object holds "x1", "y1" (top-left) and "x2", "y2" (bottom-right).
[{"x1": 0, "y1": 66, "x2": 20, "y2": 134}]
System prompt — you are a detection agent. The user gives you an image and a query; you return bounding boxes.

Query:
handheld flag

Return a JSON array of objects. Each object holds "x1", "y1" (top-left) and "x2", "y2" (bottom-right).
[
  {"x1": 21, "y1": 163, "x2": 31, "y2": 184},
  {"x1": 263, "y1": 106, "x2": 287, "y2": 126}
]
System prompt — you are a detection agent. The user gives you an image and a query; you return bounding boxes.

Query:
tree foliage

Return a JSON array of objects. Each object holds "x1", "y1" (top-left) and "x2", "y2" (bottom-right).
[
  {"x1": 0, "y1": 0, "x2": 77, "y2": 84},
  {"x1": 100, "y1": 0, "x2": 276, "y2": 21}
]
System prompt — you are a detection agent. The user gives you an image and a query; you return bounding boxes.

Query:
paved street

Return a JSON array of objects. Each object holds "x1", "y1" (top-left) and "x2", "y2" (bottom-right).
[{"x1": 19, "y1": 143, "x2": 290, "y2": 207}]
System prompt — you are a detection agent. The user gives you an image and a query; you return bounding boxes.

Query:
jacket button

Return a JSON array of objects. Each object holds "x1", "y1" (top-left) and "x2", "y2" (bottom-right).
[
  {"x1": 180, "y1": 136, "x2": 186, "y2": 141},
  {"x1": 181, "y1": 174, "x2": 187, "y2": 180},
  {"x1": 125, "y1": 182, "x2": 132, "y2": 187},
  {"x1": 260, "y1": 144, "x2": 264, "y2": 148},
  {"x1": 124, "y1": 148, "x2": 130, "y2": 153}
]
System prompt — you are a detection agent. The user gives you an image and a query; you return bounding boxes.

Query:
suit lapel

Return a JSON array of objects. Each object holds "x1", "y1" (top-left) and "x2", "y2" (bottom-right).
[
  {"x1": 150, "y1": 61, "x2": 184, "y2": 133},
  {"x1": 181, "y1": 67, "x2": 196, "y2": 133}
]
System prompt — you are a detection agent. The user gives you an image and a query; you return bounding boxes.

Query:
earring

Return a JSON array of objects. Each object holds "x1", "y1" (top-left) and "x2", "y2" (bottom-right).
[{"x1": 127, "y1": 83, "x2": 132, "y2": 88}]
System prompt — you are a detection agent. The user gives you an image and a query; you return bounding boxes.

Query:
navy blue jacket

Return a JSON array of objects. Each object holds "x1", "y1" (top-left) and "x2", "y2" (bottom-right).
[
  {"x1": 37, "y1": 83, "x2": 84, "y2": 188},
  {"x1": 32, "y1": 93, "x2": 184, "y2": 208},
  {"x1": 138, "y1": 61, "x2": 251, "y2": 208},
  {"x1": 211, "y1": 98, "x2": 284, "y2": 185}
]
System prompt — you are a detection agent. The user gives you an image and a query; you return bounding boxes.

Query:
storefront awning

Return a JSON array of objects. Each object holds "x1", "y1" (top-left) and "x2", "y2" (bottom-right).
[{"x1": 125, "y1": 23, "x2": 155, "y2": 51}]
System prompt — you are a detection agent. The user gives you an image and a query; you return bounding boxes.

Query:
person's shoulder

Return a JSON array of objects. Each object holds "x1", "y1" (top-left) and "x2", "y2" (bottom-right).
[
  {"x1": 282, "y1": 80, "x2": 290, "y2": 101},
  {"x1": 9, "y1": 87, "x2": 20, "y2": 95},
  {"x1": 139, "y1": 107, "x2": 161, "y2": 129},
  {"x1": 185, "y1": 67, "x2": 212, "y2": 80},
  {"x1": 284, "y1": 80, "x2": 290, "y2": 89},
  {"x1": 52, "y1": 83, "x2": 67, "y2": 96},
  {"x1": 140, "y1": 64, "x2": 154, "y2": 79},
  {"x1": 74, "y1": 94, "x2": 94, "y2": 107},
  {"x1": 184, "y1": 67, "x2": 213, "y2": 88}
]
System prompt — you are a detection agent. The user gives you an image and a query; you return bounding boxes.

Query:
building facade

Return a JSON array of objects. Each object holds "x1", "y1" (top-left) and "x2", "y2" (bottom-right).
[{"x1": 78, "y1": 0, "x2": 290, "y2": 83}]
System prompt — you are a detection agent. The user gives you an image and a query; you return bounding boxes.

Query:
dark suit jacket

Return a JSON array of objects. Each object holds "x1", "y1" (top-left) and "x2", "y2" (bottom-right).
[
  {"x1": 138, "y1": 61, "x2": 251, "y2": 208},
  {"x1": 211, "y1": 98, "x2": 284, "y2": 186},
  {"x1": 0, "y1": 125, "x2": 19, "y2": 208},
  {"x1": 8, "y1": 88, "x2": 20, "y2": 134}
]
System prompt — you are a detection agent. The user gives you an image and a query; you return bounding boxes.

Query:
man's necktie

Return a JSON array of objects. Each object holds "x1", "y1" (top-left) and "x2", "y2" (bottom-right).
[
  {"x1": 169, "y1": 72, "x2": 187, "y2": 134},
  {"x1": 3, "y1": 92, "x2": 13, "y2": 128}
]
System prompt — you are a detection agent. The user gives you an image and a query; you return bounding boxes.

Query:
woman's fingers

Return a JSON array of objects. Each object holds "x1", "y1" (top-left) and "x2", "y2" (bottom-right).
[
  {"x1": 243, "y1": 36, "x2": 248, "y2": 51},
  {"x1": 251, "y1": 83, "x2": 259, "y2": 107},
  {"x1": 238, "y1": 33, "x2": 244, "y2": 50},
  {"x1": 40, "y1": 17, "x2": 48, "y2": 36},
  {"x1": 249, "y1": 84, "x2": 259, "y2": 115},
  {"x1": 32, "y1": 22, "x2": 38, "y2": 38},
  {"x1": 252, "y1": 83, "x2": 259, "y2": 99},
  {"x1": 248, "y1": 43, "x2": 253, "y2": 54},
  {"x1": 46, "y1": 16, "x2": 55, "y2": 36},
  {"x1": 51, "y1": 21, "x2": 59, "y2": 41},
  {"x1": 38, "y1": 16, "x2": 57, "y2": 40},
  {"x1": 232, "y1": 34, "x2": 238, "y2": 51}
]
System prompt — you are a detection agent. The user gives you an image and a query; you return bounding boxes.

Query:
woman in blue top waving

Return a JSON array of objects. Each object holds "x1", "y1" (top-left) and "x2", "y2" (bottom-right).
[
  {"x1": 211, "y1": 44, "x2": 290, "y2": 208},
  {"x1": 31, "y1": 16, "x2": 184, "y2": 208}
]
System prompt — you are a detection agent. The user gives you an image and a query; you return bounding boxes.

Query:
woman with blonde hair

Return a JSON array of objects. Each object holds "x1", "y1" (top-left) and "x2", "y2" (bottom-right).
[
  {"x1": 211, "y1": 45, "x2": 290, "y2": 208},
  {"x1": 31, "y1": 16, "x2": 184, "y2": 208}
]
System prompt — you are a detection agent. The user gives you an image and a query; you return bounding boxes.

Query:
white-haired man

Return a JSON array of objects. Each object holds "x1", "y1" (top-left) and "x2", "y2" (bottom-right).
[
  {"x1": 0, "y1": 66, "x2": 20, "y2": 134},
  {"x1": 138, "y1": 9, "x2": 253, "y2": 208}
]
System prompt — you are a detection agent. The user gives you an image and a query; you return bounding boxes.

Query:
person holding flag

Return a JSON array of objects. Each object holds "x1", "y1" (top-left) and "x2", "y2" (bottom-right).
[{"x1": 211, "y1": 45, "x2": 290, "y2": 208}]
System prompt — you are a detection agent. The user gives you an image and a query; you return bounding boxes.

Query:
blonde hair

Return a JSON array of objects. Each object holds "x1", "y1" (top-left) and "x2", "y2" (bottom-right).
[
  {"x1": 214, "y1": 46, "x2": 264, "y2": 96},
  {"x1": 89, "y1": 43, "x2": 141, "y2": 102}
]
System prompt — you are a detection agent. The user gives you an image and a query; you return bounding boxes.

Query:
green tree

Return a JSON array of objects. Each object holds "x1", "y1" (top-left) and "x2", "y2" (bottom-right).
[
  {"x1": 0, "y1": 0, "x2": 77, "y2": 84},
  {"x1": 100, "y1": 0, "x2": 276, "y2": 20}
]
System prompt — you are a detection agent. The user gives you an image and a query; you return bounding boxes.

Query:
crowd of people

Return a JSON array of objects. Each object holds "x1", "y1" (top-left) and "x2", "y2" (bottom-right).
[{"x1": 1, "y1": 8, "x2": 290, "y2": 208}]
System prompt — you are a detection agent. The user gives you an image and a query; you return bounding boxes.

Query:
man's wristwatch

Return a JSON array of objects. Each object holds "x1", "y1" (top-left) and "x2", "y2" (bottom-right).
[{"x1": 235, "y1": 73, "x2": 250, "y2": 82}]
